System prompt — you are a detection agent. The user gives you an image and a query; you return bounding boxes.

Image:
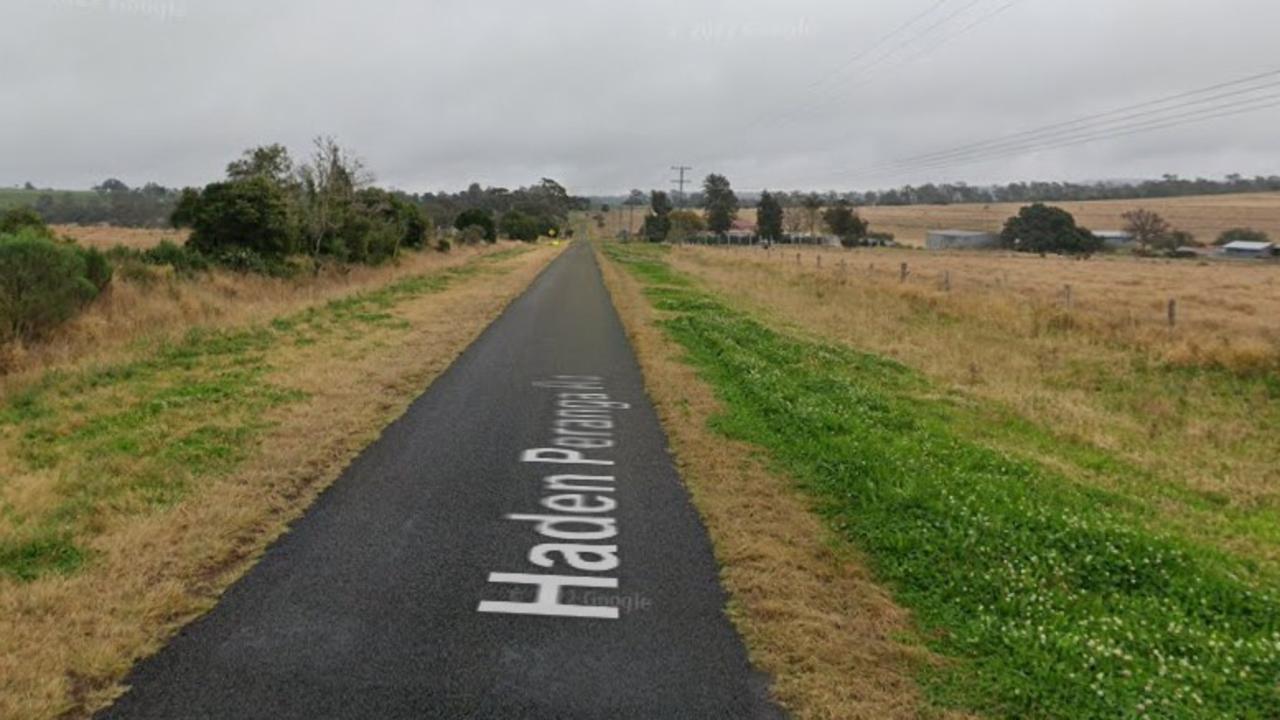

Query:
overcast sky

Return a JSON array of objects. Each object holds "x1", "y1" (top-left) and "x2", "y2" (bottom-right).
[{"x1": 2, "y1": 0, "x2": 1278, "y2": 195}]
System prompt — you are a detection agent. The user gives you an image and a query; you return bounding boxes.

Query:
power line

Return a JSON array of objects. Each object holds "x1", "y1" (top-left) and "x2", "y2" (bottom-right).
[
  {"x1": 763, "y1": 0, "x2": 1022, "y2": 133},
  {"x1": 889, "y1": 69, "x2": 1280, "y2": 168},
  {"x1": 841, "y1": 69, "x2": 1280, "y2": 181}
]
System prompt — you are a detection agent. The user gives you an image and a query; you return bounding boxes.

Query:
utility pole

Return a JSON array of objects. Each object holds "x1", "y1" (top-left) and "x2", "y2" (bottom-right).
[{"x1": 671, "y1": 165, "x2": 692, "y2": 207}]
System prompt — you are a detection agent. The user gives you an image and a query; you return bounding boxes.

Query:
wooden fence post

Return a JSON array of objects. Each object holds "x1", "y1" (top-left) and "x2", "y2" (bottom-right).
[
  {"x1": 1064, "y1": 284, "x2": 1073, "y2": 309},
  {"x1": 1168, "y1": 298, "x2": 1177, "y2": 329},
  {"x1": 943, "y1": 270, "x2": 951, "y2": 292}
]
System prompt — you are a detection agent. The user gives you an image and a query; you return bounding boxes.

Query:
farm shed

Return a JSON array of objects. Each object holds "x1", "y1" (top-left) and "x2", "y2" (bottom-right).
[
  {"x1": 926, "y1": 230, "x2": 999, "y2": 250},
  {"x1": 1221, "y1": 240, "x2": 1276, "y2": 258},
  {"x1": 1095, "y1": 231, "x2": 1135, "y2": 249}
]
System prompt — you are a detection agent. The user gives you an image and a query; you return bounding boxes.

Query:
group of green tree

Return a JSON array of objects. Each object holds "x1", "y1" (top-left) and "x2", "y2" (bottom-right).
[
  {"x1": 998, "y1": 204, "x2": 1275, "y2": 256},
  {"x1": 635, "y1": 174, "x2": 882, "y2": 248},
  {"x1": 442, "y1": 179, "x2": 580, "y2": 245},
  {"x1": 12, "y1": 180, "x2": 180, "y2": 227},
  {"x1": 169, "y1": 140, "x2": 443, "y2": 272},
  {"x1": 1120, "y1": 209, "x2": 1272, "y2": 254}
]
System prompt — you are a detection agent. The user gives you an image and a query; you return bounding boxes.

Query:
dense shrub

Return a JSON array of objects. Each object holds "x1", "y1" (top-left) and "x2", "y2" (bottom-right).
[
  {"x1": 499, "y1": 209, "x2": 555, "y2": 242},
  {"x1": 0, "y1": 207, "x2": 54, "y2": 238},
  {"x1": 454, "y1": 209, "x2": 496, "y2": 243},
  {"x1": 435, "y1": 237, "x2": 452, "y2": 253},
  {"x1": 143, "y1": 240, "x2": 209, "y2": 276},
  {"x1": 175, "y1": 177, "x2": 298, "y2": 259},
  {"x1": 0, "y1": 230, "x2": 107, "y2": 342},
  {"x1": 459, "y1": 225, "x2": 488, "y2": 246}
]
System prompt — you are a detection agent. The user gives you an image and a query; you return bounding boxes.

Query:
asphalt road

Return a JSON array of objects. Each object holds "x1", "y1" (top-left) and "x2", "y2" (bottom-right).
[{"x1": 99, "y1": 243, "x2": 783, "y2": 720}]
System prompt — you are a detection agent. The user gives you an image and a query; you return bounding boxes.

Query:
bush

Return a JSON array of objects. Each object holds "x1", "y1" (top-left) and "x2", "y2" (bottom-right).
[
  {"x1": 1216, "y1": 227, "x2": 1271, "y2": 246},
  {"x1": 459, "y1": 224, "x2": 488, "y2": 246},
  {"x1": 1000, "y1": 203, "x2": 1102, "y2": 255},
  {"x1": 143, "y1": 240, "x2": 209, "y2": 276},
  {"x1": 0, "y1": 207, "x2": 54, "y2": 238},
  {"x1": 0, "y1": 230, "x2": 105, "y2": 342},
  {"x1": 454, "y1": 209, "x2": 496, "y2": 243},
  {"x1": 435, "y1": 237, "x2": 452, "y2": 253},
  {"x1": 176, "y1": 177, "x2": 298, "y2": 259}
]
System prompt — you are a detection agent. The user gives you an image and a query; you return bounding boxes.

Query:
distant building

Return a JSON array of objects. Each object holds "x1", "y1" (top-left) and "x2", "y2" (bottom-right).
[
  {"x1": 1220, "y1": 240, "x2": 1276, "y2": 258},
  {"x1": 1095, "y1": 231, "x2": 1135, "y2": 249},
  {"x1": 926, "y1": 230, "x2": 999, "y2": 250}
]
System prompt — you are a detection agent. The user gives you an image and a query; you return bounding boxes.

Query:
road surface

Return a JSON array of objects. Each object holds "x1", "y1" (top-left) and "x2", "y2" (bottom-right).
[{"x1": 99, "y1": 243, "x2": 782, "y2": 719}]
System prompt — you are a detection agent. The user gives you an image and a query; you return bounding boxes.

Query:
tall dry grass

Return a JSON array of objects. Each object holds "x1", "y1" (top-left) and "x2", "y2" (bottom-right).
[
  {"x1": 0, "y1": 244, "x2": 515, "y2": 393},
  {"x1": 52, "y1": 225, "x2": 186, "y2": 251}
]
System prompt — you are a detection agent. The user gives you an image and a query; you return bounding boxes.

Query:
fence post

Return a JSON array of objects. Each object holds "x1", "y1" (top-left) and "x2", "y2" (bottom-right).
[
  {"x1": 943, "y1": 270, "x2": 951, "y2": 292},
  {"x1": 1064, "y1": 284, "x2": 1073, "y2": 309},
  {"x1": 900, "y1": 262, "x2": 909, "y2": 282},
  {"x1": 817, "y1": 255, "x2": 823, "y2": 269},
  {"x1": 796, "y1": 253, "x2": 801, "y2": 265},
  {"x1": 1168, "y1": 298, "x2": 1177, "y2": 329}
]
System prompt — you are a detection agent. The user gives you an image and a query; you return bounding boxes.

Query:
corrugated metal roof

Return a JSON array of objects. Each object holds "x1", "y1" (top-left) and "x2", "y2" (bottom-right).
[{"x1": 1223, "y1": 241, "x2": 1274, "y2": 251}]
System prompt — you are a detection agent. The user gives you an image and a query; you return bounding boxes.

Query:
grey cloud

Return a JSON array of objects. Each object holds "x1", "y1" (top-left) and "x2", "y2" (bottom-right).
[{"x1": 2, "y1": 0, "x2": 1277, "y2": 194}]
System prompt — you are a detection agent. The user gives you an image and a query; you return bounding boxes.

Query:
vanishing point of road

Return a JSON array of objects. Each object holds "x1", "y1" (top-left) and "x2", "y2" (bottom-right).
[{"x1": 98, "y1": 243, "x2": 783, "y2": 720}]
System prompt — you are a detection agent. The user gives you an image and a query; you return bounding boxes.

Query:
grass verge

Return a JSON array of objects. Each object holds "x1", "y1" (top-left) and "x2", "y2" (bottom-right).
[
  {"x1": 0, "y1": 244, "x2": 558, "y2": 719},
  {"x1": 601, "y1": 242, "x2": 1280, "y2": 719}
]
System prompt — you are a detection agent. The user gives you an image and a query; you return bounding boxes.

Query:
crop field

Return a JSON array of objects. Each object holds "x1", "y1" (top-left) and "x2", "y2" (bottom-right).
[{"x1": 601, "y1": 241, "x2": 1280, "y2": 718}]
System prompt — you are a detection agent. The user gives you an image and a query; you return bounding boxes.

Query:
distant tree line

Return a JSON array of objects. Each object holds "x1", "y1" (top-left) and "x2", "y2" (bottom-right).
[
  {"x1": 591, "y1": 174, "x2": 1280, "y2": 211},
  {"x1": 20, "y1": 181, "x2": 179, "y2": 227}
]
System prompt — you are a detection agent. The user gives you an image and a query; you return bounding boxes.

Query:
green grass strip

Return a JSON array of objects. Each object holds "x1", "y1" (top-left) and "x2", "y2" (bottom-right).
[{"x1": 604, "y1": 243, "x2": 1280, "y2": 719}]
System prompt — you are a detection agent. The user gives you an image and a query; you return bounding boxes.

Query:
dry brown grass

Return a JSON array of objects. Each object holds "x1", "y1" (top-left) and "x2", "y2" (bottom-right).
[
  {"x1": 0, "y1": 245, "x2": 562, "y2": 720},
  {"x1": 1, "y1": 244, "x2": 514, "y2": 382},
  {"x1": 52, "y1": 225, "x2": 187, "y2": 251},
  {"x1": 663, "y1": 245, "x2": 1280, "y2": 570},
  {"x1": 848, "y1": 192, "x2": 1280, "y2": 247},
  {"x1": 737, "y1": 192, "x2": 1280, "y2": 247},
  {"x1": 598, "y1": 247, "x2": 944, "y2": 720}
]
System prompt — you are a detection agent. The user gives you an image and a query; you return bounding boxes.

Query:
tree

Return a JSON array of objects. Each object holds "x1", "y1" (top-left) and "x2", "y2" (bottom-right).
[
  {"x1": 94, "y1": 178, "x2": 129, "y2": 194},
  {"x1": 227, "y1": 144, "x2": 295, "y2": 186},
  {"x1": 757, "y1": 191, "x2": 784, "y2": 244},
  {"x1": 643, "y1": 190, "x2": 673, "y2": 242},
  {"x1": 822, "y1": 200, "x2": 868, "y2": 247},
  {"x1": 22, "y1": 182, "x2": 35, "y2": 191},
  {"x1": 1000, "y1": 203, "x2": 1102, "y2": 255},
  {"x1": 801, "y1": 193, "x2": 824, "y2": 237},
  {"x1": 454, "y1": 208, "x2": 497, "y2": 243},
  {"x1": 667, "y1": 210, "x2": 705, "y2": 243},
  {"x1": 1122, "y1": 209, "x2": 1171, "y2": 251},
  {"x1": 701, "y1": 174, "x2": 739, "y2": 236},
  {"x1": 297, "y1": 136, "x2": 372, "y2": 260},
  {"x1": 499, "y1": 209, "x2": 553, "y2": 242},
  {"x1": 1216, "y1": 227, "x2": 1271, "y2": 246},
  {"x1": 178, "y1": 177, "x2": 298, "y2": 259}
]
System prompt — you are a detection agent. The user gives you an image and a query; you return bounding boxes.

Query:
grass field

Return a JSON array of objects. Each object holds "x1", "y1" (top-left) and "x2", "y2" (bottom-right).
[
  {"x1": 0, "y1": 243, "x2": 561, "y2": 719},
  {"x1": 731, "y1": 192, "x2": 1280, "y2": 247},
  {"x1": 601, "y1": 241, "x2": 1280, "y2": 718},
  {"x1": 757, "y1": 192, "x2": 1280, "y2": 247}
]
